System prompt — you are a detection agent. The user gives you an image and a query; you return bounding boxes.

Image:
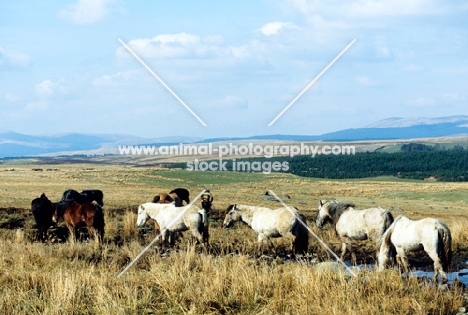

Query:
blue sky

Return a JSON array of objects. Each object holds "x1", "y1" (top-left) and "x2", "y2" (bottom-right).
[{"x1": 1, "y1": 0, "x2": 467, "y2": 139}]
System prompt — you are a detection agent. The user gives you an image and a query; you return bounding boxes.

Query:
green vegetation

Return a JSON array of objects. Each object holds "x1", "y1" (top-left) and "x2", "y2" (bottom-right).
[
  {"x1": 287, "y1": 150, "x2": 468, "y2": 181},
  {"x1": 168, "y1": 144, "x2": 468, "y2": 182}
]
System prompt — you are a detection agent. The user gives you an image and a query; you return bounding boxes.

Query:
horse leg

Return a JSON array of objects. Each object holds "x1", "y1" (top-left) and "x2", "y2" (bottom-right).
[
  {"x1": 88, "y1": 226, "x2": 99, "y2": 245},
  {"x1": 396, "y1": 250, "x2": 410, "y2": 279},
  {"x1": 340, "y1": 239, "x2": 353, "y2": 263},
  {"x1": 38, "y1": 226, "x2": 47, "y2": 242},
  {"x1": 190, "y1": 228, "x2": 205, "y2": 247},
  {"x1": 160, "y1": 229, "x2": 168, "y2": 250},
  {"x1": 66, "y1": 223, "x2": 76, "y2": 243},
  {"x1": 427, "y1": 250, "x2": 447, "y2": 284},
  {"x1": 258, "y1": 234, "x2": 275, "y2": 256}
]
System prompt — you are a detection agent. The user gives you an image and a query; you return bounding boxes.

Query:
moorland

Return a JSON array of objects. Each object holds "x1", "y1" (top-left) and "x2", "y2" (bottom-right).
[{"x1": 0, "y1": 161, "x2": 468, "y2": 314}]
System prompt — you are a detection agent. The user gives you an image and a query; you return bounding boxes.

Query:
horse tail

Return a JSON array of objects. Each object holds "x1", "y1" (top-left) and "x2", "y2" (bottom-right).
[
  {"x1": 293, "y1": 213, "x2": 309, "y2": 255},
  {"x1": 437, "y1": 222, "x2": 452, "y2": 271}
]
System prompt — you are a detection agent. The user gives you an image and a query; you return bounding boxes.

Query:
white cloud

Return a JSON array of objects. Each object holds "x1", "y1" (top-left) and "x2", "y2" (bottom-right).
[
  {"x1": 257, "y1": 22, "x2": 300, "y2": 36},
  {"x1": 355, "y1": 75, "x2": 380, "y2": 86},
  {"x1": 119, "y1": 33, "x2": 201, "y2": 59},
  {"x1": 118, "y1": 33, "x2": 250, "y2": 60},
  {"x1": 0, "y1": 47, "x2": 32, "y2": 70},
  {"x1": 207, "y1": 95, "x2": 248, "y2": 110},
  {"x1": 35, "y1": 78, "x2": 67, "y2": 96},
  {"x1": 58, "y1": 0, "x2": 113, "y2": 24},
  {"x1": 92, "y1": 70, "x2": 138, "y2": 87}
]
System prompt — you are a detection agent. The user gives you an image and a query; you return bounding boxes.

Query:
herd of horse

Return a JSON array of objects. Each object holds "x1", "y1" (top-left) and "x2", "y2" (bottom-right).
[
  {"x1": 31, "y1": 189, "x2": 105, "y2": 243},
  {"x1": 30, "y1": 188, "x2": 452, "y2": 283}
]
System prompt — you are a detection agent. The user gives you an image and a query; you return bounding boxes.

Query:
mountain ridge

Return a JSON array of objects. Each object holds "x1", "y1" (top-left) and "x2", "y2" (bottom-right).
[{"x1": 2, "y1": 115, "x2": 468, "y2": 158}]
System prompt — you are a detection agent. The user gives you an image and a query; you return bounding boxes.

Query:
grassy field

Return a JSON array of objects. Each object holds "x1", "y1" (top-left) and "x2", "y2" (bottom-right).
[{"x1": 1, "y1": 162, "x2": 468, "y2": 314}]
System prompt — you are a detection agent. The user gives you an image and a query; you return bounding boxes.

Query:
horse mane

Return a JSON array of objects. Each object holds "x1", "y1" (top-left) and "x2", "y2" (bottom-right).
[
  {"x1": 325, "y1": 200, "x2": 355, "y2": 223},
  {"x1": 225, "y1": 204, "x2": 236, "y2": 213}
]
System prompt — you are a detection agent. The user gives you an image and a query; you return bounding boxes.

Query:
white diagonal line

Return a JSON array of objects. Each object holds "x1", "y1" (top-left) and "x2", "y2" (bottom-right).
[
  {"x1": 117, "y1": 189, "x2": 208, "y2": 278},
  {"x1": 267, "y1": 189, "x2": 357, "y2": 277},
  {"x1": 268, "y1": 39, "x2": 356, "y2": 126},
  {"x1": 118, "y1": 38, "x2": 207, "y2": 127}
]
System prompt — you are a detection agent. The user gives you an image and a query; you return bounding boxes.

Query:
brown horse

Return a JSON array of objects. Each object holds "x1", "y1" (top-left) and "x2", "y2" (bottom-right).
[
  {"x1": 152, "y1": 188, "x2": 190, "y2": 207},
  {"x1": 152, "y1": 192, "x2": 175, "y2": 204},
  {"x1": 53, "y1": 200, "x2": 105, "y2": 244}
]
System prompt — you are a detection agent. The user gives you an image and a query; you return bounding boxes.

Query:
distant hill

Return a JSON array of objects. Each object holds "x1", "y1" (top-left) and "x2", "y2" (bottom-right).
[
  {"x1": 2, "y1": 115, "x2": 468, "y2": 158},
  {"x1": 0, "y1": 131, "x2": 201, "y2": 158},
  {"x1": 366, "y1": 115, "x2": 468, "y2": 128}
]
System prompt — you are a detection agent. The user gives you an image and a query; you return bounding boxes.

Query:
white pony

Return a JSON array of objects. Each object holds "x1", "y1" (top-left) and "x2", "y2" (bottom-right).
[
  {"x1": 316, "y1": 200, "x2": 394, "y2": 263},
  {"x1": 223, "y1": 204, "x2": 309, "y2": 256},
  {"x1": 378, "y1": 215, "x2": 452, "y2": 283},
  {"x1": 136, "y1": 202, "x2": 209, "y2": 247}
]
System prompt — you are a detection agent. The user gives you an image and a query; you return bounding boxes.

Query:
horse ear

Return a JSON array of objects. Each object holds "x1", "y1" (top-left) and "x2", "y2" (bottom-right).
[{"x1": 319, "y1": 200, "x2": 323, "y2": 207}]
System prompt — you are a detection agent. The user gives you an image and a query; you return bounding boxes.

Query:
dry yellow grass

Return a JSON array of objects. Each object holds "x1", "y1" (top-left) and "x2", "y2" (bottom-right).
[{"x1": 0, "y1": 163, "x2": 468, "y2": 314}]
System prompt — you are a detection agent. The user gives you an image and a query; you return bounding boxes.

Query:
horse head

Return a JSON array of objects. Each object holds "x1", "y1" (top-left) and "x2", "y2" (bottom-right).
[
  {"x1": 82, "y1": 189, "x2": 104, "y2": 207},
  {"x1": 223, "y1": 204, "x2": 241, "y2": 228},
  {"x1": 201, "y1": 191, "x2": 214, "y2": 212},
  {"x1": 316, "y1": 200, "x2": 332, "y2": 228},
  {"x1": 136, "y1": 204, "x2": 150, "y2": 227}
]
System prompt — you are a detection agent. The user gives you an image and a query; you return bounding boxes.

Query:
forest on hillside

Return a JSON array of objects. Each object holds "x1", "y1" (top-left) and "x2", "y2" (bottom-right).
[{"x1": 170, "y1": 143, "x2": 468, "y2": 181}]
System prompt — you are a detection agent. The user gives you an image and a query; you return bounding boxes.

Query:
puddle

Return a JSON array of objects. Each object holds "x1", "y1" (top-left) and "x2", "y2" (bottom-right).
[
  {"x1": 316, "y1": 262, "x2": 468, "y2": 286},
  {"x1": 411, "y1": 268, "x2": 468, "y2": 286}
]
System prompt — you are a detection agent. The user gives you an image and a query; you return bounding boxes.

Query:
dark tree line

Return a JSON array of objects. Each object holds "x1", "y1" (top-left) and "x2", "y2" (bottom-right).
[
  {"x1": 287, "y1": 150, "x2": 468, "y2": 181},
  {"x1": 168, "y1": 145, "x2": 468, "y2": 182}
]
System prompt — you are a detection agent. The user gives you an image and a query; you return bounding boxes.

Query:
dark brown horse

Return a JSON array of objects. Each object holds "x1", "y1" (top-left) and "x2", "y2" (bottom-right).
[
  {"x1": 61, "y1": 189, "x2": 104, "y2": 207},
  {"x1": 31, "y1": 193, "x2": 55, "y2": 242},
  {"x1": 53, "y1": 200, "x2": 105, "y2": 244}
]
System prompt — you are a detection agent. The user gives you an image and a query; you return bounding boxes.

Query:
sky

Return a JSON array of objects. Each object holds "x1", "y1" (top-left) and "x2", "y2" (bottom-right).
[{"x1": 1, "y1": 0, "x2": 467, "y2": 139}]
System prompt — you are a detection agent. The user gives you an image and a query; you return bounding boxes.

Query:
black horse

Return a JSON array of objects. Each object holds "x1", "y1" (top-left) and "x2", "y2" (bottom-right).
[
  {"x1": 169, "y1": 188, "x2": 190, "y2": 207},
  {"x1": 61, "y1": 189, "x2": 104, "y2": 207},
  {"x1": 31, "y1": 193, "x2": 55, "y2": 242}
]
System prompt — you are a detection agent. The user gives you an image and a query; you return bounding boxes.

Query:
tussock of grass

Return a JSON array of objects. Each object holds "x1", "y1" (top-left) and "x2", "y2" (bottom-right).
[{"x1": 0, "y1": 241, "x2": 463, "y2": 314}]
